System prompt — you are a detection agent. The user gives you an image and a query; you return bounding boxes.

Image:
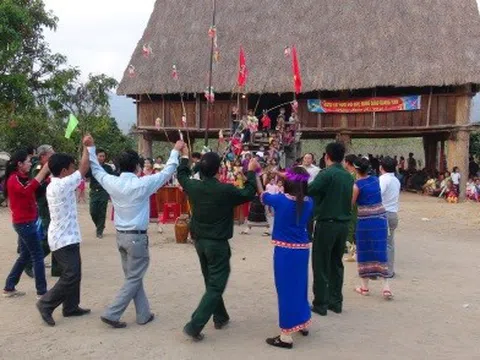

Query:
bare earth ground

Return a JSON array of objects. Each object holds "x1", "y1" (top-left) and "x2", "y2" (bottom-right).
[{"x1": 0, "y1": 192, "x2": 479, "y2": 360}]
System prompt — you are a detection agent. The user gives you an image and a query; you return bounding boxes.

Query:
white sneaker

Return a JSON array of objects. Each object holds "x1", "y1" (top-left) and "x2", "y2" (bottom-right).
[{"x1": 3, "y1": 290, "x2": 26, "y2": 298}]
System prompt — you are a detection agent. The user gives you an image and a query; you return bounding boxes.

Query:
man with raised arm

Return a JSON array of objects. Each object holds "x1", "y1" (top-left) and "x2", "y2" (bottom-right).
[
  {"x1": 85, "y1": 135, "x2": 184, "y2": 329},
  {"x1": 177, "y1": 147, "x2": 259, "y2": 341}
]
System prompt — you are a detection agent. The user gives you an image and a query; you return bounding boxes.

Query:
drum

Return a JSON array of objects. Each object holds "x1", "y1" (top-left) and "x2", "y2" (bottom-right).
[{"x1": 174, "y1": 214, "x2": 190, "y2": 244}]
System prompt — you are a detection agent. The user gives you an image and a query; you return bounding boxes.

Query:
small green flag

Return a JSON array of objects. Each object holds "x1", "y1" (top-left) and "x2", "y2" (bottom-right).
[{"x1": 65, "y1": 114, "x2": 79, "y2": 139}]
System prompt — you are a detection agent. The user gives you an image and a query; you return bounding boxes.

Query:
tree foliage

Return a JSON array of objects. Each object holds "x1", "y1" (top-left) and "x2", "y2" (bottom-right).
[{"x1": 0, "y1": 0, "x2": 133, "y2": 160}]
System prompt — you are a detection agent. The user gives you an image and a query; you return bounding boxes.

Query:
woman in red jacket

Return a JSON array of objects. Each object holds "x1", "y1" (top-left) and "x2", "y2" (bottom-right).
[{"x1": 3, "y1": 150, "x2": 50, "y2": 298}]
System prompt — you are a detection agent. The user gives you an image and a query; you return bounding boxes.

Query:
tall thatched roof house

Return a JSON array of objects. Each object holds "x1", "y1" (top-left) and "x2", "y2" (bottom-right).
[{"x1": 118, "y1": 0, "x2": 480, "y2": 197}]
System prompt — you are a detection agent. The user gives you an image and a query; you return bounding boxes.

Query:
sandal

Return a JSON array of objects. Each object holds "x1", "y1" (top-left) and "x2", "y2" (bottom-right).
[
  {"x1": 354, "y1": 287, "x2": 370, "y2": 296},
  {"x1": 382, "y1": 290, "x2": 393, "y2": 300}
]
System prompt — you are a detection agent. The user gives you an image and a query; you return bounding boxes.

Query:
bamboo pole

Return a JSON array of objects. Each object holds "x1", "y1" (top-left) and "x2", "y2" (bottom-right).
[{"x1": 205, "y1": 0, "x2": 217, "y2": 147}]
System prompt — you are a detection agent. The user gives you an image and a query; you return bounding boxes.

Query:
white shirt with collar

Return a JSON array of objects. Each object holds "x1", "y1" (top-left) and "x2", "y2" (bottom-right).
[
  {"x1": 88, "y1": 147, "x2": 179, "y2": 231},
  {"x1": 302, "y1": 164, "x2": 320, "y2": 184},
  {"x1": 47, "y1": 170, "x2": 82, "y2": 252},
  {"x1": 379, "y1": 172, "x2": 401, "y2": 213}
]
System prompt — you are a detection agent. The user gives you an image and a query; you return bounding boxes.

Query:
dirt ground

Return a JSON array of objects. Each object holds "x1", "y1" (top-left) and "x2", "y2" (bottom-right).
[{"x1": 0, "y1": 192, "x2": 479, "y2": 360}]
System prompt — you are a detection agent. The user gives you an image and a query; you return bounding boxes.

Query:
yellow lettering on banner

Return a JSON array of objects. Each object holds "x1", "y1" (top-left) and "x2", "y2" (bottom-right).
[
  {"x1": 361, "y1": 101, "x2": 370, "y2": 106},
  {"x1": 353, "y1": 102, "x2": 361, "y2": 107},
  {"x1": 347, "y1": 102, "x2": 354, "y2": 108},
  {"x1": 391, "y1": 99, "x2": 400, "y2": 105}
]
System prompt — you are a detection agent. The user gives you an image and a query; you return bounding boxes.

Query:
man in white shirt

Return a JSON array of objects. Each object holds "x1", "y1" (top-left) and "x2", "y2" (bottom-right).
[
  {"x1": 86, "y1": 135, "x2": 184, "y2": 329},
  {"x1": 36, "y1": 142, "x2": 91, "y2": 326},
  {"x1": 302, "y1": 153, "x2": 320, "y2": 183},
  {"x1": 379, "y1": 157, "x2": 401, "y2": 278}
]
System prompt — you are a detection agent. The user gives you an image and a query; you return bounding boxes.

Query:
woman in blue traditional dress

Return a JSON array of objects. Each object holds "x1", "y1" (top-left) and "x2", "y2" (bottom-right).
[
  {"x1": 352, "y1": 157, "x2": 393, "y2": 299},
  {"x1": 261, "y1": 166, "x2": 313, "y2": 349}
]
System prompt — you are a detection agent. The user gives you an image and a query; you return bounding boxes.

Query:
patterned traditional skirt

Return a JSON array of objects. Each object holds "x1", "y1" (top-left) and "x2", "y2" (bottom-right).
[
  {"x1": 273, "y1": 241, "x2": 311, "y2": 333},
  {"x1": 356, "y1": 204, "x2": 389, "y2": 278}
]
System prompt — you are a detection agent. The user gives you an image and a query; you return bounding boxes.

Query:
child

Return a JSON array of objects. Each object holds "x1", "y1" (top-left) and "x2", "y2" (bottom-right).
[
  {"x1": 466, "y1": 177, "x2": 477, "y2": 201},
  {"x1": 451, "y1": 167, "x2": 461, "y2": 194},
  {"x1": 36, "y1": 142, "x2": 91, "y2": 326},
  {"x1": 264, "y1": 175, "x2": 280, "y2": 236},
  {"x1": 261, "y1": 110, "x2": 271, "y2": 133},
  {"x1": 261, "y1": 167, "x2": 313, "y2": 349}
]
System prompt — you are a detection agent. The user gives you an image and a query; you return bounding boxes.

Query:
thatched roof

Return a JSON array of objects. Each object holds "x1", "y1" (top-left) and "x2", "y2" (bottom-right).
[{"x1": 117, "y1": 0, "x2": 480, "y2": 95}]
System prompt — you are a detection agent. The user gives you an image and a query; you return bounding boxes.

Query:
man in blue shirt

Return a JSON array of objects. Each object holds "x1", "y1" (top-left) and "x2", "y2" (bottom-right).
[{"x1": 85, "y1": 135, "x2": 184, "y2": 328}]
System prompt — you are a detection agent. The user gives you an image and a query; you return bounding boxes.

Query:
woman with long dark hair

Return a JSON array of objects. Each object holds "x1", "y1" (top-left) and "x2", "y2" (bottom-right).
[
  {"x1": 352, "y1": 157, "x2": 393, "y2": 299},
  {"x1": 261, "y1": 166, "x2": 314, "y2": 349},
  {"x1": 3, "y1": 150, "x2": 50, "y2": 298}
]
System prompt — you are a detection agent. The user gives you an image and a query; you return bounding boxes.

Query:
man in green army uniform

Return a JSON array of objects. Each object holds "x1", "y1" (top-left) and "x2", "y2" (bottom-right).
[
  {"x1": 87, "y1": 148, "x2": 115, "y2": 238},
  {"x1": 30, "y1": 144, "x2": 60, "y2": 277},
  {"x1": 308, "y1": 142, "x2": 354, "y2": 316},
  {"x1": 177, "y1": 148, "x2": 259, "y2": 341}
]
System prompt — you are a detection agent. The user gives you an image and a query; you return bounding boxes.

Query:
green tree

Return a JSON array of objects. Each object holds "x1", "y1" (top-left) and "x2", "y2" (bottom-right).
[
  {"x1": 0, "y1": 0, "x2": 77, "y2": 111},
  {"x1": 0, "y1": 0, "x2": 132, "y2": 159}
]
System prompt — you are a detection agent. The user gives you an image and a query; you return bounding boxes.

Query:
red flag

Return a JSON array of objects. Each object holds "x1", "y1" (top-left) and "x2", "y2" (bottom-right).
[
  {"x1": 237, "y1": 46, "x2": 248, "y2": 88},
  {"x1": 291, "y1": 46, "x2": 302, "y2": 94}
]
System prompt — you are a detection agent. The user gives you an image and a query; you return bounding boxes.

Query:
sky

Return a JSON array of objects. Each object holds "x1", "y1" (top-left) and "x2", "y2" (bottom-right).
[{"x1": 43, "y1": 0, "x2": 156, "y2": 82}]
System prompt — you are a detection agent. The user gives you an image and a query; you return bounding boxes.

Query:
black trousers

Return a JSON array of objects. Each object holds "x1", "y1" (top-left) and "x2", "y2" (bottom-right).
[{"x1": 38, "y1": 244, "x2": 81, "y2": 314}]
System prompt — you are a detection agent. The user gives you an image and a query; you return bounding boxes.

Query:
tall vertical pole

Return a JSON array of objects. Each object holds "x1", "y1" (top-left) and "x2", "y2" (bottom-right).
[{"x1": 205, "y1": 0, "x2": 216, "y2": 147}]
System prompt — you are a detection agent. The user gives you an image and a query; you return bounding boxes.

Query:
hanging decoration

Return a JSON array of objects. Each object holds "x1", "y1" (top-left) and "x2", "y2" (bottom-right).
[
  {"x1": 128, "y1": 64, "x2": 136, "y2": 78},
  {"x1": 155, "y1": 117, "x2": 162, "y2": 130},
  {"x1": 284, "y1": 46, "x2": 291, "y2": 57},
  {"x1": 208, "y1": 26, "x2": 219, "y2": 63},
  {"x1": 291, "y1": 46, "x2": 302, "y2": 94},
  {"x1": 142, "y1": 44, "x2": 153, "y2": 58},
  {"x1": 204, "y1": 86, "x2": 215, "y2": 103},
  {"x1": 181, "y1": 114, "x2": 187, "y2": 125},
  {"x1": 237, "y1": 46, "x2": 248, "y2": 89},
  {"x1": 172, "y1": 65, "x2": 179, "y2": 80}
]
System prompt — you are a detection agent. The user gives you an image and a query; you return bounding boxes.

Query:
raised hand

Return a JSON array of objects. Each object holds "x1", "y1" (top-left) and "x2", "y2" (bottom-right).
[
  {"x1": 174, "y1": 140, "x2": 185, "y2": 152},
  {"x1": 83, "y1": 134, "x2": 94, "y2": 147}
]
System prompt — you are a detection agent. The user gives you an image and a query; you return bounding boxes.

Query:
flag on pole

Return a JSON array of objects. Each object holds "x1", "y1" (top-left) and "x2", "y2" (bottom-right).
[
  {"x1": 291, "y1": 46, "x2": 302, "y2": 94},
  {"x1": 65, "y1": 114, "x2": 79, "y2": 139},
  {"x1": 237, "y1": 46, "x2": 248, "y2": 88}
]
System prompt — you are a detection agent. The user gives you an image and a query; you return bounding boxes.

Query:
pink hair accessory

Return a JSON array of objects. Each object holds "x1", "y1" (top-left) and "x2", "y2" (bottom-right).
[{"x1": 285, "y1": 168, "x2": 310, "y2": 182}]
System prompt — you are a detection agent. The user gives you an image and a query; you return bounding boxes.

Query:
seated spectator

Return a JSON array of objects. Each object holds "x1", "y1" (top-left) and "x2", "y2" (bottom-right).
[{"x1": 466, "y1": 177, "x2": 478, "y2": 201}]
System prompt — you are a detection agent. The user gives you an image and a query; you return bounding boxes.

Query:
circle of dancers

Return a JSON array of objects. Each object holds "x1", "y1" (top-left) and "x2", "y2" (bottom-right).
[{"x1": 1, "y1": 135, "x2": 400, "y2": 350}]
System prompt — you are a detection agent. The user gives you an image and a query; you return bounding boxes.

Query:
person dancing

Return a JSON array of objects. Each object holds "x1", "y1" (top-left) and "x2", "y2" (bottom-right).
[
  {"x1": 87, "y1": 136, "x2": 184, "y2": 328},
  {"x1": 177, "y1": 148, "x2": 258, "y2": 341},
  {"x1": 261, "y1": 167, "x2": 313, "y2": 349},
  {"x1": 3, "y1": 150, "x2": 50, "y2": 298},
  {"x1": 351, "y1": 157, "x2": 393, "y2": 299}
]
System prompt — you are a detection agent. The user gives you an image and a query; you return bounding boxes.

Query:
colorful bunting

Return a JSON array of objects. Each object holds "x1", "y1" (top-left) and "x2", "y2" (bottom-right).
[
  {"x1": 128, "y1": 64, "x2": 136, "y2": 78},
  {"x1": 142, "y1": 44, "x2": 153, "y2": 58},
  {"x1": 172, "y1": 65, "x2": 178, "y2": 80},
  {"x1": 204, "y1": 87, "x2": 215, "y2": 103}
]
